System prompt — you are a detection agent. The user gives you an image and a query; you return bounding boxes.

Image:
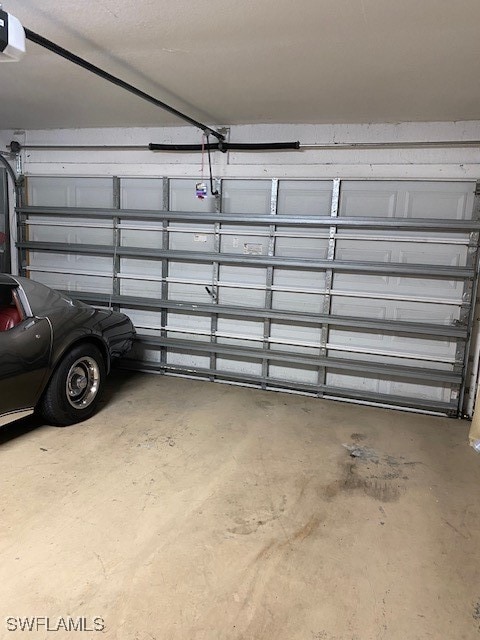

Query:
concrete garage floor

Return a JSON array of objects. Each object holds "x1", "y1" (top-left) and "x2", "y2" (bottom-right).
[{"x1": 1, "y1": 372, "x2": 479, "y2": 640}]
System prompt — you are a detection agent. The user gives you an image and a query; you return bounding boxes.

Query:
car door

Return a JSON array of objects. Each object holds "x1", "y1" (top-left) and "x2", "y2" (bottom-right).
[{"x1": 0, "y1": 316, "x2": 51, "y2": 416}]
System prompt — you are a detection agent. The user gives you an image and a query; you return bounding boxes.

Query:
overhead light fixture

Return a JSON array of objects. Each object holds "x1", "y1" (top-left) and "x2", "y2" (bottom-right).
[{"x1": 0, "y1": 8, "x2": 25, "y2": 61}]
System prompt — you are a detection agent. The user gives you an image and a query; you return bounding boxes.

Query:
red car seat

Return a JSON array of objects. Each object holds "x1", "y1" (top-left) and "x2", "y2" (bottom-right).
[{"x1": 0, "y1": 306, "x2": 21, "y2": 331}]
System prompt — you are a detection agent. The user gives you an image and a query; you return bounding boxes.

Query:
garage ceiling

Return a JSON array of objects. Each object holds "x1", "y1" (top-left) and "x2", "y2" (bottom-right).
[{"x1": 1, "y1": 0, "x2": 480, "y2": 129}]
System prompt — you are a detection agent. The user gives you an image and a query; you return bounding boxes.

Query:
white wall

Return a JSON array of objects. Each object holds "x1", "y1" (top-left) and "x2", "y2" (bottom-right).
[
  {"x1": 0, "y1": 129, "x2": 24, "y2": 274},
  {"x1": 1, "y1": 121, "x2": 479, "y2": 180}
]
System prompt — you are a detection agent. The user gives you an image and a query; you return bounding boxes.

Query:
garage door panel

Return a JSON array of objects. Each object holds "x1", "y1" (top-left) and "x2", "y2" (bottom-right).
[
  {"x1": 332, "y1": 273, "x2": 462, "y2": 298},
  {"x1": 328, "y1": 329, "x2": 457, "y2": 362},
  {"x1": 120, "y1": 277, "x2": 162, "y2": 297},
  {"x1": 339, "y1": 181, "x2": 474, "y2": 220},
  {"x1": 339, "y1": 184, "x2": 398, "y2": 218},
  {"x1": 222, "y1": 180, "x2": 271, "y2": 214},
  {"x1": 330, "y1": 297, "x2": 460, "y2": 324},
  {"x1": 120, "y1": 257, "x2": 159, "y2": 277},
  {"x1": 120, "y1": 178, "x2": 164, "y2": 210},
  {"x1": 29, "y1": 251, "x2": 111, "y2": 272},
  {"x1": 169, "y1": 261, "x2": 211, "y2": 280},
  {"x1": 335, "y1": 243, "x2": 392, "y2": 263},
  {"x1": 273, "y1": 267, "x2": 325, "y2": 289},
  {"x1": 219, "y1": 287, "x2": 266, "y2": 308},
  {"x1": 395, "y1": 276, "x2": 462, "y2": 295},
  {"x1": 31, "y1": 271, "x2": 112, "y2": 293},
  {"x1": 268, "y1": 363, "x2": 318, "y2": 384},
  {"x1": 168, "y1": 312, "x2": 211, "y2": 333},
  {"x1": 218, "y1": 265, "x2": 266, "y2": 307},
  {"x1": 28, "y1": 177, "x2": 114, "y2": 208},
  {"x1": 270, "y1": 321, "x2": 322, "y2": 349},
  {"x1": 220, "y1": 232, "x2": 269, "y2": 255},
  {"x1": 124, "y1": 343, "x2": 161, "y2": 364},
  {"x1": 170, "y1": 228, "x2": 215, "y2": 252},
  {"x1": 219, "y1": 264, "x2": 266, "y2": 284},
  {"x1": 388, "y1": 379, "x2": 452, "y2": 402},
  {"x1": 121, "y1": 223, "x2": 163, "y2": 249},
  {"x1": 328, "y1": 348, "x2": 454, "y2": 370},
  {"x1": 28, "y1": 182, "x2": 73, "y2": 207},
  {"x1": 328, "y1": 327, "x2": 387, "y2": 349},
  {"x1": 277, "y1": 180, "x2": 333, "y2": 215},
  {"x1": 29, "y1": 222, "x2": 112, "y2": 246},
  {"x1": 335, "y1": 239, "x2": 467, "y2": 267},
  {"x1": 216, "y1": 337, "x2": 262, "y2": 349},
  {"x1": 332, "y1": 272, "x2": 390, "y2": 293},
  {"x1": 326, "y1": 371, "x2": 381, "y2": 393},
  {"x1": 167, "y1": 350, "x2": 210, "y2": 368},
  {"x1": 404, "y1": 184, "x2": 475, "y2": 220},
  {"x1": 398, "y1": 247, "x2": 466, "y2": 267},
  {"x1": 167, "y1": 331, "x2": 211, "y2": 343},
  {"x1": 121, "y1": 308, "x2": 162, "y2": 330},
  {"x1": 74, "y1": 185, "x2": 114, "y2": 208},
  {"x1": 217, "y1": 317, "x2": 263, "y2": 341},
  {"x1": 217, "y1": 356, "x2": 263, "y2": 376},
  {"x1": 385, "y1": 336, "x2": 456, "y2": 361},
  {"x1": 327, "y1": 370, "x2": 452, "y2": 402},
  {"x1": 272, "y1": 291, "x2": 325, "y2": 313},
  {"x1": 168, "y1": 283, "x2": 212, "y2": 303},
  {"x1": 330, "y1": 298, "x2": 387, "y2": 320},
  {"x1": 393, "y1": 303, "x2": 459, "y2": 324},
  {"x1": 170, "y1": 179, "x2": 217, "y2": 213},
  {"x1": 275, "y1": 237, "x2": 329, "y2": 259},
  {"x1": 335, "y1": 228, "x2": 470, "y2": 242},
  {"x1": 269, "y1": 343, "x2": 320, "y2": 356},
  {"x1": 20, "y1": 176, "x2": 478, "y2": 416}
]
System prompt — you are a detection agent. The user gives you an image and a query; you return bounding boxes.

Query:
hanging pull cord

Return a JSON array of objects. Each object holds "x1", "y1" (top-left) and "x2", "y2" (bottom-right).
[{"x1": 206, "y1": 134, "x2": 219, "y2": 197}]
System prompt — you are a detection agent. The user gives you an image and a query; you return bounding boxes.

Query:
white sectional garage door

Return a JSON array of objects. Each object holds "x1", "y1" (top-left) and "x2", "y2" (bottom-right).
[{"x1": 16, "y1": 176, "x2": 480, "y2": 416}]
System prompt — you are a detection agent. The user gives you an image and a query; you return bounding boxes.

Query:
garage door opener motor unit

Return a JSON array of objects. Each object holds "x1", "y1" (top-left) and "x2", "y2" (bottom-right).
[{"x1": 0, "y1": 9, "x2": 25, "y2": 62}]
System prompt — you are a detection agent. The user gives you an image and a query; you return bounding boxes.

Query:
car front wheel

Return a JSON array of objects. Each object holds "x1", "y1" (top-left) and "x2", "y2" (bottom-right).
[{"x1": 39, "y1": 343, "x2": 106, "y2": 426}]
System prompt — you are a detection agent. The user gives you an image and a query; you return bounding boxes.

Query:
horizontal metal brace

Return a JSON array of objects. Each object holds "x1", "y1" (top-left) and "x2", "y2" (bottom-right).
[
  {"x1": 135, "y1": 335, "x2": 460, "y2": 383},
  {"x1": 14, "y1": 140, "x2": 480, "y2": 152},
  {"x1": 17, "y1": 206, "x2": 480, "y2": 231},
  {"x1": 65, "y1": 290, "x2": 468, "y2": 339},
  {"x1": 26, "y1": 268, "x2": 466, "y2": 304},
  {"x1": 17, "y1": 241, "x2": 474, "y2": 278},
  {"x1": 301, "y1": 140, "x2": 480, "y2": 150},
  {"x1": 119, "y1": 359, "x2": 458, "y2": 415},
  {"x1": 22, "y1": 220, "x2": 473, "y2": 245}
]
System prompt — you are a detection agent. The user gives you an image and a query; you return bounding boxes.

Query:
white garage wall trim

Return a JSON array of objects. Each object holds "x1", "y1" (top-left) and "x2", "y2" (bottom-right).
[
  {"x1": 15, "y1": 175, "x2": 480, "y2": 418},
  {"x1": 0, "y1": 169, "x2": 9, "y2": 273}
]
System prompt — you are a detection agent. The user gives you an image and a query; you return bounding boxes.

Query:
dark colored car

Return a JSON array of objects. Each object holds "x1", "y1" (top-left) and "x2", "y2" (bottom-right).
[{"x1": 0, "y1": 274, "x2": 135, "y2": 427}]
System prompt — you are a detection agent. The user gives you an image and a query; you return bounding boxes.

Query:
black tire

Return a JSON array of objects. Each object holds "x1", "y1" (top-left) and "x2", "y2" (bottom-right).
[{"x1": 39, "y1": 343, "x2": 106, "y2": 426}]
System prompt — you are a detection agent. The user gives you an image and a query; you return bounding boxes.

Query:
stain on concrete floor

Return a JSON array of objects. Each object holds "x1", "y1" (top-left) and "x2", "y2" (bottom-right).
[{"x1": 324, "y1": 440, "x2": 422, "y2": 503}]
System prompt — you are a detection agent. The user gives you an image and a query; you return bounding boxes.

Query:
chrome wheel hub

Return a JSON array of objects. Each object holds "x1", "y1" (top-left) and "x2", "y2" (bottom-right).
[{"x1": 66, "y1": 357, "x2": 100, "y2": 409}]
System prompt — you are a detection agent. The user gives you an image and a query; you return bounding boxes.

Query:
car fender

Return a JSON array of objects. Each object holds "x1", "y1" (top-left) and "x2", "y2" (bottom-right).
[{"x1": 50, "y1": 328, "x2": 112, "y2": 376}]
